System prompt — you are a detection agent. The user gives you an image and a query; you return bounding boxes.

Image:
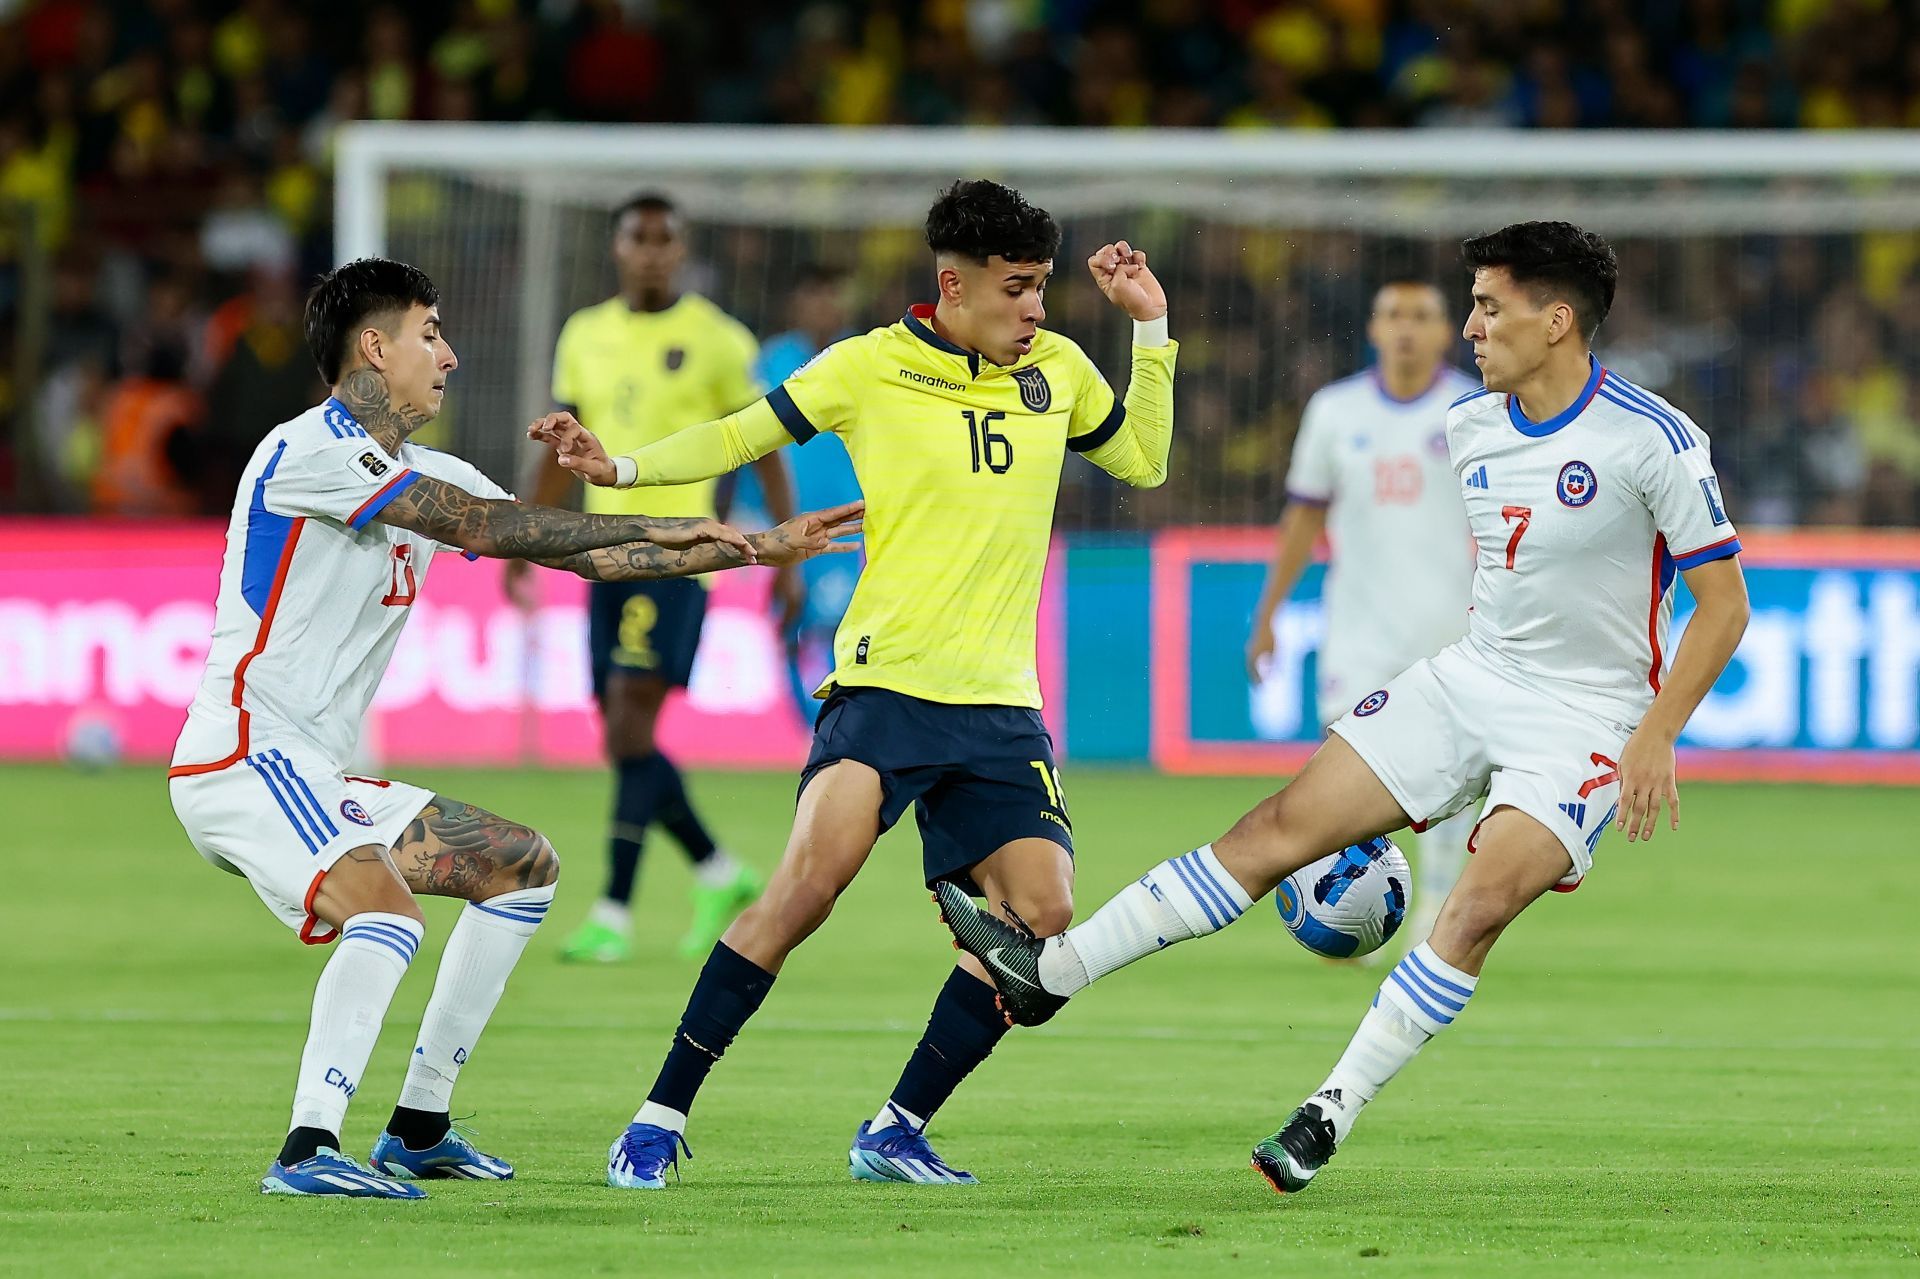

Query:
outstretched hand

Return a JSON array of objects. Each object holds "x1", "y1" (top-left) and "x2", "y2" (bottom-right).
[
  {"x1": 527, "y1": 412, "x2": 617, "y2": 486},
  {"x1": 1087, "y1": 241, "x2": 1167, "y2": 322},
  {"x1": 749, "y1": 501, "x2": 865, "y2": 567},
  {"x1": 646, "y1": 516, "x2": 757, "y2": 563}
]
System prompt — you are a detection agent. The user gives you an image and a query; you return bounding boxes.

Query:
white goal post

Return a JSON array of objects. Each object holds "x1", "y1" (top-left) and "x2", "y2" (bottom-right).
[{"x1": 334, "y1": 124, "x2": 1920, "y2": 529}]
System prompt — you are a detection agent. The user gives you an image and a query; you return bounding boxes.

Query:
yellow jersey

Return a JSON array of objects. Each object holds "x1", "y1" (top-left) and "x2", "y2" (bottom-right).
[
  {"x1": 619, "y1": 304, "x2": 1177, "y2": 709},
  {"x1": 551, "y1": 293, "x2": 762, "y2": 518}
]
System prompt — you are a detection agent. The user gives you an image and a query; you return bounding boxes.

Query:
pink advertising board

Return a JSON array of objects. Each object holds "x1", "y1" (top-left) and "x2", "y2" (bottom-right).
[{"x1": 0, "y1": 520, "x2": 1064, "y2": 768}]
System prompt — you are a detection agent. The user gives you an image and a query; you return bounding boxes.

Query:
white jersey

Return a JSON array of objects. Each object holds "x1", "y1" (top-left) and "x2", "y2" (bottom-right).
[
  {"x1": 1447, "y1": 356, "x2": 1741, "y2": 732},
  {"x1": 170, "y1": 398, "x2": 513, "y2": 776},
  {"x1": 1285, "y1": 365, "x2": 1480, "y2": 690}
]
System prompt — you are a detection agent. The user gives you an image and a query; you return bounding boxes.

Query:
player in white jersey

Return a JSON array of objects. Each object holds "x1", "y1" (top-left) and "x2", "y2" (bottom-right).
[
  {"x1": 1246, "y1": 280, "x2": 1480, "y2": 945},
  {"x1": 935, "y1": 222, "x2": 1751, "y2": 1194},
  {"x1": 167, "y1": 258, "x2": 861, "y2": 1199}
]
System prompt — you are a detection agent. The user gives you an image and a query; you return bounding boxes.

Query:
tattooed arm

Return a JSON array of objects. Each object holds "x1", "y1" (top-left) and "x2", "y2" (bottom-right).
[
  {"x1": 531, "y1": 500, "x2": 865, "y2": 582},
  {"x1": 375, "y1": 474, "x2": 755, "y2": 561}
]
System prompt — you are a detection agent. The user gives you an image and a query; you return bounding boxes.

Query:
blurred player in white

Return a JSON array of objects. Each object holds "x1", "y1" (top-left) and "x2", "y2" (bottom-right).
[
  {"x1": 1246, "y1": 280, "x2": 1478, "y2": 946},
  {"x1": 167, "y1": 258, "x2": 860, "y2": 1199},
  {"x1": 937, "y1": 222, "x2": 1750, "y2": 1195}
]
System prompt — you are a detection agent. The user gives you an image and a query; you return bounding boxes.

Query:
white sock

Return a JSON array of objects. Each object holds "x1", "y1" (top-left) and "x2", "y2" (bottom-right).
[
  {"x1": 694, "y1": 849, "x2": 743, "y2": 890},
  {"x1": 396, "y1": 885, "x2": 554, "y2": 1115},
  {"x1": 289, "y1": 911, "x2": 423, "y2": 1136},
  {"x1": 633, "y1": 1100, "x2": 688, "y2": 1133},
  {"x1": 589, "y1": 898, "x2": 631, "y2": 932},
  {"x1": 1038, "y1": 845, "x2": 1255, "y2": 995},
  {"x1": 1312, "y1": 942, "x2": 1478, "y2": 1143},
  {"x1": 871, "y1": 1101, "x2": 925, "y2": 1133}
]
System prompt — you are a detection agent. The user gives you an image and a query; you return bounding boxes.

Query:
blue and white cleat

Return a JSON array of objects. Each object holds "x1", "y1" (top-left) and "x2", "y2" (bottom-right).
[
  {"x1": 849, "y1": 1107, "x2": 979, "y2": 1185},
  {"x1": 607, "y1": 1123, "x2": 690, "y2": 1189},
  {"x1": 370, "y1": 1127, "x2": 513, "y2": 1180},
  {"x1": 261, "y1": 1147, "x2": 427, "y2": 1199}
]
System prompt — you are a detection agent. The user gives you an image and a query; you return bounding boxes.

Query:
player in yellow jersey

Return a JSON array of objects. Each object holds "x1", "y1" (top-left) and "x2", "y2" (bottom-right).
[
  {"x1": 531, "y1": 180, "x2": 1176, "y2": 1189},
  {"x1": 507, "y1": 193, "x2": 800, "y2": 965}
]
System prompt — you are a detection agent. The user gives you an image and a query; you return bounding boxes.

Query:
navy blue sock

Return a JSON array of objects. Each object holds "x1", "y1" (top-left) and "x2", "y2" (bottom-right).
[
  {"x1": 886, "y1": 967, "x2": 1009, "y2": 1123},
  {"x1": 653, "y1": 752, "x2": 718, "y2": 863},
  {"x1": 647, "y1": 942, "x2": 776, "y2": 1114},
  {"x1": 604, "y1": 753, "x2": 668, "y2": 903}
]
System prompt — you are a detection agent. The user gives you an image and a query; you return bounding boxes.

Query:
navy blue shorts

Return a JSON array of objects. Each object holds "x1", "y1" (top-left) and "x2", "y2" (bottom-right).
[
  {"x1": 588, "y1": 578, "x2": 708, "y2": 695},
  {"x1": 799, "y1": 686, "x2": 1072, "y2": 894}
]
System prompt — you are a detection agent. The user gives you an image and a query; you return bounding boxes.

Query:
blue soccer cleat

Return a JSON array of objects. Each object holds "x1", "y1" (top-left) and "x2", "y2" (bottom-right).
[
  {"x1": 849, "y1": 1106, "x2": 979, "y2": 1185},
  {"x1": 369, "y1": 1127, "x2": 513, "y2": 1180},
  {"x1": 261, "y1": 1147, "x2": 427, "y2": 1199},
  {"x1": 607, "y1": 1123, "x2": 690, "y2": 1190}
]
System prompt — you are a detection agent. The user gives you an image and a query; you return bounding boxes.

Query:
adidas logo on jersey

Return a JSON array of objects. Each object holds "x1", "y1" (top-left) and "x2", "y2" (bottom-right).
[
  {"x1": 1465, "y1": 465, "x2": 1489, "y2": 489},
  {"x1": 1558, "y1": 801, "x2": 1587, "y2": 826}
]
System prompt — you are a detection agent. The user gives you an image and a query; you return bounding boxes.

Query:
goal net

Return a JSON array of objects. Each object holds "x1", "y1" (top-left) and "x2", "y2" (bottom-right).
[{"x1": 336, "y1": 126, "x2": 1920, "y2": 531}]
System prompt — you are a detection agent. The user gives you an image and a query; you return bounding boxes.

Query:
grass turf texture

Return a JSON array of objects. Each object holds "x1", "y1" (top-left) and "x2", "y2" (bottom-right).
[{"x1": 1, "y1": 764, "x2": 1915, "y2": 1277}]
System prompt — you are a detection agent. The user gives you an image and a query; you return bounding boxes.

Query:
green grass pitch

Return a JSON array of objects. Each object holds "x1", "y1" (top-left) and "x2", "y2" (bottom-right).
[{"x1": 2, "y1": 764, "x2": 1915, "y2": 1276}]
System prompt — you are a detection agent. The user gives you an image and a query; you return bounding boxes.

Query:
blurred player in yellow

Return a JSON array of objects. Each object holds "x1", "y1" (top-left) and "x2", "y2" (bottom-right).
[
  {"x1": 533, "y1": 179, "x2": 1177, "y2": 1188},
  {"x1": 507, "y1": 193, "x2": 800, "y2": 964}
]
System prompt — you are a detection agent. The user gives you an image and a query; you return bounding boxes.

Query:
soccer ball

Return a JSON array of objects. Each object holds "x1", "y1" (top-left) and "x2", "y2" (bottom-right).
[
  {"x1": 62, "y1": 707, "x2": 124, "y2": 771},
  {"x1": 1275, "y1": 836, "x2": 1410, "y2": 959}
]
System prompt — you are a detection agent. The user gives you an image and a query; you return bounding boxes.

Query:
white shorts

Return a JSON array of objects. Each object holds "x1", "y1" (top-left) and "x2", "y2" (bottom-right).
[
  {"x1": 1317, "y1": 655, "x2": 1413, "y2": 732},
  {"x1": 1328, "y1": 642, "x2": 1627, "y2": 891},
  {"x1": 169, "y1": 745, "x2": 434, "y2": 943}
]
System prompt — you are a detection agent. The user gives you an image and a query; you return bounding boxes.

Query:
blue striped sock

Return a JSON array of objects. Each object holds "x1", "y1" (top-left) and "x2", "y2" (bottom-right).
[
  {"x1": 397, "y1": 885, "x2": 554, "y2": 1114},
  {"x1": 1377, "y1": 942, "x2": 1478, "y2": 1036},
  {"x1": 1047, "y1": 844, "x2": 1255, "y2": 993},
  {"x1": 290, "y1": 912, "x2": 423, "y2": 1136},
  {"x1": 1309, "y1": 943, "x2": 1478, "y2": 1143}
]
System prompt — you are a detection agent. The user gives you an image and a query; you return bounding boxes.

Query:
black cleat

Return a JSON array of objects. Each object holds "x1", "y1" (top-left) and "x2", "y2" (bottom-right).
[
  {"x1": 932, "y1": 881, "x2": 1068, "y2": 1027},
  {"x1": 1250, "y1": 1101, "x2": 1340, "y2": 1195}
]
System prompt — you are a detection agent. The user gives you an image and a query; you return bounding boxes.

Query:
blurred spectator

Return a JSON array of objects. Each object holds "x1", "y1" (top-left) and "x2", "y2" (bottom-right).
[
  {"x1": 3, "y1": 0, "x2": 1920, "y2": 525},
  {"x1": 93, "y1": 343, "x2": 200, "y2": 516},
  {"x1": 196, "y1": 264, "x2": 317, "y2": 505}
]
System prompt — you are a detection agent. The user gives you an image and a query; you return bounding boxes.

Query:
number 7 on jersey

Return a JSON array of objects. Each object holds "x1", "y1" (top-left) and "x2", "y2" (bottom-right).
[{"x1": 1502, "y1": 504, "x2": 1532, "y2": 569}]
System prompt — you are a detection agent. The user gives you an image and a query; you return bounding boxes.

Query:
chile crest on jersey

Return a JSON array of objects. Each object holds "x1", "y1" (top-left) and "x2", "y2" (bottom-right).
[{"x1": 1557, "y1": 460, "x2": 1598, "y2": 508}]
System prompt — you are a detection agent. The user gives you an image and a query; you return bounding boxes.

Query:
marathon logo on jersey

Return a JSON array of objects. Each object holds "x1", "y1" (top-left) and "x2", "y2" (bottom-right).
[
  {"x1": 1013, "y1": 365, "x2": 1052, "y2": 412},
  {"x1": 347, "y1": 449, "x2": 392, "y2": 483},
  {"x1": 1700, "y1": 475, "x2": 1729, "y2": 526},
  {"x1": 665, "y1": 347, "x2": 685, "y2": 371},
  {"x1": 1557, "y1": 460, "x2": 1598, "y2": 507},
  {"x1": 898, "y1": 368, "x2": 967, "y2": 392},
  {"x1": 339, "y1": 798, "x2": 375, "y2": 827},
  {"x1": 1354, "y1": 689, "x2": 1389, "y2": 717}
]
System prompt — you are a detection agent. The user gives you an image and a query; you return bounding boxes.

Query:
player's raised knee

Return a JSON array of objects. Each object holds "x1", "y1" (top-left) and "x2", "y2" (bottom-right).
[
  {"x1": 525, "y1": 834, "x2": 560, "y2": 889},
  {"x1": 1004, "y1": 895, "x2": 1072, "y2": 938},
  {"x1": 1429, "y1": 883, "x2": 1521, "y2": 954}
]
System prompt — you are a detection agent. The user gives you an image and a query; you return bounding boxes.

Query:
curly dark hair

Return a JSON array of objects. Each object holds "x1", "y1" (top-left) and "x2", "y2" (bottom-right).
[
  {"x1": 304, "y1": 258, "x2": 439, "y2": 383},
  {"x1": 1461, "y1": 221, "x2": 1618, "y2": 341},
  {"x1": 925, "y1": 179, "x2": 1061, "y2": 265}
]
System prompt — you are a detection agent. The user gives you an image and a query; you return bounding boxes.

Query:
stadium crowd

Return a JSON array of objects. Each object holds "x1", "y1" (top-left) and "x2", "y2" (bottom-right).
[{"x1": 2, "y1": 0, "x2": 1918, "y2": 525}]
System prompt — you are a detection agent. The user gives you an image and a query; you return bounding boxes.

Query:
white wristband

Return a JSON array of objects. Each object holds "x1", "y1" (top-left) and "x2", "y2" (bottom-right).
[
  {"x1": 1132, "y1": 315, "x2": 1169, "y2": 348},
  {"x1": 612, "y1": 455, "x2": 638, "y2": 488}
]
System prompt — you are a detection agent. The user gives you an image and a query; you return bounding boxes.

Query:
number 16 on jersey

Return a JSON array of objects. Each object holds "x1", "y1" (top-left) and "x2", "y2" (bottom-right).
[{"x1": 964, "y1": 410, "x2": 1013, "y2": 475}]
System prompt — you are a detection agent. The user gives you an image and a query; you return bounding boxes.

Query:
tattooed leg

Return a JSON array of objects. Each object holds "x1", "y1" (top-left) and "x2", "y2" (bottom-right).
[
  {"x1": 390, "y1": 797, "x2": 560, "y2": 903},
  {"x1": 383, "y1": 799, "x2": 560, "y2": 1148}
]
